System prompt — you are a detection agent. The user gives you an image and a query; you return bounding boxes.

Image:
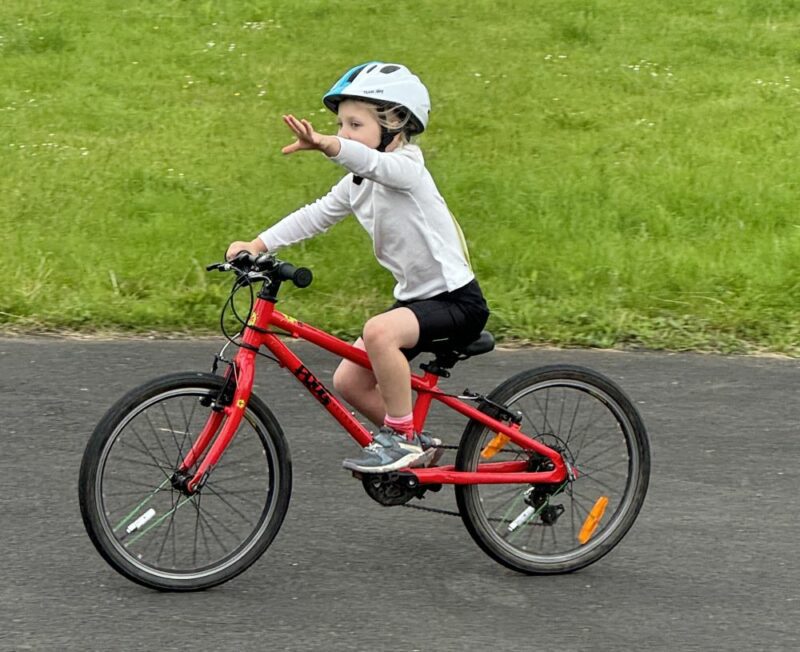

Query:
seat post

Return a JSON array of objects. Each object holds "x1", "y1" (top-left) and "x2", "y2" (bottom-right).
[{"x1": 419, "y1": 352, "x2": 459, "y2": 378}]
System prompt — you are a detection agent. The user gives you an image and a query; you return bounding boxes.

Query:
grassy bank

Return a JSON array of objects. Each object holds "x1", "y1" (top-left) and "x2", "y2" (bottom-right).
[{"x1": 2, "y1": 0, "x2": 799, "y2": 353}]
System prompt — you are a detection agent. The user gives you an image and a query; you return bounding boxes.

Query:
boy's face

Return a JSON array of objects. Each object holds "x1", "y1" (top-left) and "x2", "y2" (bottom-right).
[{"x1": 336, "y1": 100, "x2": 381, "y2": 149}]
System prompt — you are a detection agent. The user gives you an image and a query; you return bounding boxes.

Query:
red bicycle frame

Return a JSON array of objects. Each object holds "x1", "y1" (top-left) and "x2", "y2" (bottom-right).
[{"x1": 180, "y1": 294, "x2": 569, "y2": 492}]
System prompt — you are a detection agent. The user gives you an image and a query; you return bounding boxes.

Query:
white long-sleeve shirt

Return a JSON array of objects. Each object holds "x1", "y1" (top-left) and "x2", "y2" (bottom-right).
[{"x1": 259, "y1": 137, "x2": 474, "y2": 301}]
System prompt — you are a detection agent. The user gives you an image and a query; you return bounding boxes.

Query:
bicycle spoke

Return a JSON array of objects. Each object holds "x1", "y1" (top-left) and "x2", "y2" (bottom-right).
[
  {"x1": 111, "y1": 456, "x2": 171, "y2": 473},
  {"x1": 529, "y1": 391, "x2": 558, "y2": 436},
  {"x1": 192, "y1": 498, "x2": 202, "y2": 566},
  {"x1": 556, "y1": 390, "x2": 567, "y2": 440},
  {"x1": 202, "y1": 484, "x2": 260, "y2": 525},
  {"x1": 106, "y1": 475, "x2": 173, "y2": 491},
  {"x1": 483, "y1": 485, "x2": 527, "y2": 501},
  {"x1": 159, "y1": 401, "x2": 184, "y2": 467},
  {"x1": 195, "y1": 503, "x2": 246, "y2": 545},
  {"x1": 177, "y1": 398, "x2": 199, "y2": 467},
  {"x1": 155, "y1": 501, "x2": 179, "y2": 566},
  {"x1": 580, "y1": 456, "x2": 629, "y2": 475},
  {"x1": 569, "y1": 400, "x2": 601, "y2": 455},
  {"x1": 143, "y1": 411, "x2": 175, "y2": 471},
  {"x1": 205, "y1": 470, "x2": 266, "y2": 486},
  {"x1": 578, "y1": 466, "x2": 628, "y2": 489},
  {"x1": 110, "y1": 478, "x2": 172, "y2": 532},
  {"x1": 488, "y1": 491, "x2": 528, "y2": 523},
  {"x1": 205, "y1": 485, "x2": 269, "y2": 511},
  {"x1": 117, "y1": 437, "x2": 170, "y2": 466},
  {"x1": 124, "y1": 493, "x2": 195, "y2": 547},
  {"x1": 519, "y1": 406, "x2": 544, "y2": 438},
  {"x1": 105, "y1": 488, "x2": 165, "y2": 499},
  {"x1": 566, "y1": 491, "x2": 593, "y2": 519},
  {"x1": 127, "y1": 425, "x2": 173, "y2": 481},
  {"x1": 580, "y1": 478, "x2": 617, "y2": 494},
  {"x1": 576, "y1": 441, "x2": 626, "y2": 468}
]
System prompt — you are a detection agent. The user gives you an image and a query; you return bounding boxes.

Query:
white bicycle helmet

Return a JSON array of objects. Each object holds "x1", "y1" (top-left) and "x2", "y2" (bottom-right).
[{"x1": 323, "y1": 62, "x2": 431, "y2": 135}]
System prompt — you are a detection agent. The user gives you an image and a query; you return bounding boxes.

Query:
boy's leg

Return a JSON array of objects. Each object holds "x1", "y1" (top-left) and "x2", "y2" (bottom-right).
[
  {"x1": 332, "y1": 338, "x2": 386, "y2": 426},
  {"x1": 361, "y1": 307, "x2": 419, "y2": 419},
  {"x1": 341, "y1": 309, "x2": 445, "y2": 472}
]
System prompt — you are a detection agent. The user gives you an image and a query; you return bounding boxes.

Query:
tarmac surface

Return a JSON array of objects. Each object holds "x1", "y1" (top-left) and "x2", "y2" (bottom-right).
[{"x1": 1, "y1": 336, "x2": 798, "y2": 651}]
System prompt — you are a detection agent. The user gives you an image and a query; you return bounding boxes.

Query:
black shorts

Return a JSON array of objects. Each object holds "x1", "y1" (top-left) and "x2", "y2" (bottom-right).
[{"x1": 389, "y1": 278, "x2": 490, "y2": 360}]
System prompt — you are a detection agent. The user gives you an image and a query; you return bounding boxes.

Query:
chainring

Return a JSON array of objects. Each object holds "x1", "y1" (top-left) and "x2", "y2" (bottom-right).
[{"x1": 361, "y1": 474, "x2": 428, "y2": 507}]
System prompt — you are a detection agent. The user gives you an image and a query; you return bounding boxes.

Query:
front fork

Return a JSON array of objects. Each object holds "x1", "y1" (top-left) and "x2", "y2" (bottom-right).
[{"x1": 175, "y1": 347, "x2": 257, "y2": 494}]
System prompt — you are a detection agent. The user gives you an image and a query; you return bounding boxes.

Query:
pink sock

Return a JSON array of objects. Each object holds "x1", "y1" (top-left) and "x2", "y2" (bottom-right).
[{"x1": 384, "y1": 413, "x2": 415, "y2": 440}]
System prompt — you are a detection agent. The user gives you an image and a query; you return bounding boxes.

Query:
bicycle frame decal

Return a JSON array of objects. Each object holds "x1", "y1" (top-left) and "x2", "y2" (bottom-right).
[
  {"x1": 183, "y1": 294, "x2": 569, "y2": 492},
  {"x1": 294, "y1": 364, "x2": 332, "y2": 406}
]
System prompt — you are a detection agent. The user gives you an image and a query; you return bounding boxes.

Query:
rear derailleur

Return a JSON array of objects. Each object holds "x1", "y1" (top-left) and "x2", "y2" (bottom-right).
[{"x1": 523, "y1": 453, "x2": 567, "y2": 526}]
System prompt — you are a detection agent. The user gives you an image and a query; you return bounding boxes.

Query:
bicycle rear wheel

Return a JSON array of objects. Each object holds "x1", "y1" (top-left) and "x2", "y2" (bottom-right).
[
  {"x1": 79, "y1": 372, "x2": 292, "y2": 591},
  {"x1": 455, "y1": 365, "x2": 649, "y2": 574}
]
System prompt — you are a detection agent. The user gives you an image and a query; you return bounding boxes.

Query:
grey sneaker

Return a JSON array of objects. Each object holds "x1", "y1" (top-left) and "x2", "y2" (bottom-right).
[
  {"x1": 419, "y1": 431, "x2": 444, "y2": 466},
  {"x1": 343, "y1": 426, "x2": 434, "y2": 473}
]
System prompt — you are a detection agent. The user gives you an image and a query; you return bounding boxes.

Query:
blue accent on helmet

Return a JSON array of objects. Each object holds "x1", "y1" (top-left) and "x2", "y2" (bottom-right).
[{"x1": 323, "y1": 61, "x2": 380, "y2": 110}]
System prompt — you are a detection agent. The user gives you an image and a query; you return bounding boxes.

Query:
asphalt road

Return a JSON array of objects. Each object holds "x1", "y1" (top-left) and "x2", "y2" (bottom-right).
[{"x1": 1, "y1": 336, "x2": 799, "y2": 651}]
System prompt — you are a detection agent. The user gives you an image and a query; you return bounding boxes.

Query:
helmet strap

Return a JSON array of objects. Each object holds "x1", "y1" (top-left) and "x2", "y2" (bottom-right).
[{"x1": 377, "y1": 128, "x2": 398, "y2": 152}]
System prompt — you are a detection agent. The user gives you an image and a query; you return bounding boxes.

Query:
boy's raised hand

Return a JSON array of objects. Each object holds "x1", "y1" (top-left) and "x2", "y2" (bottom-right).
[
  {"x1": 281, "y1": 115, "x2": 323, "y2": 154},
  {"x1": 281, "y1": 114, "x2": 340, "y2": 157}
]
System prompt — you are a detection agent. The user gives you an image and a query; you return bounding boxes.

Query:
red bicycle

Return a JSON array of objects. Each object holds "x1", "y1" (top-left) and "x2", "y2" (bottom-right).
[{"x1": 79, "y1": 253, "x2": 650, "y2": 591}]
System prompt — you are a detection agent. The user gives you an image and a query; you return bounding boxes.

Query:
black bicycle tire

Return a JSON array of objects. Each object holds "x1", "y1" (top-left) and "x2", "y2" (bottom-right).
[
  {"x1": 78, "y1": 372, "x2": 292, "y2": 591},
  {"x1": 454, "y1": 364, "x2": 650, "y2": 574}
]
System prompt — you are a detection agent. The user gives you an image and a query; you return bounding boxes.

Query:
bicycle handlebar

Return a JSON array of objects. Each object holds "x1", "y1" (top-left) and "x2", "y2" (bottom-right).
[{"x1": 206, "y1": 252, "x2": 313, "y2": 289}]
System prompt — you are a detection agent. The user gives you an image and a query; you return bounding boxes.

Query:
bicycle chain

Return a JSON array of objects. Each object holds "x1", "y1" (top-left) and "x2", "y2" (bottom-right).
[
  {"x1": 402, "y1": 502, "x2": 461, "y2": 517},
  {"x1": 400, "y1": 444, "x2": 545, "y2": 525}
]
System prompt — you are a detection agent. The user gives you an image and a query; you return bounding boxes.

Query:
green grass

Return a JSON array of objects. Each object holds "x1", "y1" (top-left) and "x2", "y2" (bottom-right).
[{"x1": 2, "y1": 0, "x2": 799, "y2": 353}]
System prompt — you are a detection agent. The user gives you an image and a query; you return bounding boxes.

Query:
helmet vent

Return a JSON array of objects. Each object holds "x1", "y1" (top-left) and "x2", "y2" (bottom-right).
[
  {"x1": 380, "y1": 65, "x2": 401, "y2": 74},
  {"x1": 347, "y1": 67, "x2": 364, "y2": 82},
  {"x1": 366, "y1": 64, "x2": 378, "y2": 73}
]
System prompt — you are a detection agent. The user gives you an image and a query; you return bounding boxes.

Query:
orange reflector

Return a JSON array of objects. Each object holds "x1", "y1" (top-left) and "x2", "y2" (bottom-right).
[
  {"x1": 578, "y1": 496, "x2": 609, "y2": 544},
  {"x1": 481, "y1": 433, "x2": 510, "y2": 459}
]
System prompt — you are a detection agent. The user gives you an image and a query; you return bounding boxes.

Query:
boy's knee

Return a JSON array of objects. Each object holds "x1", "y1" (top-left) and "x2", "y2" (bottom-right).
[
  {"x1": 333, "y1": 364, "x2": 367, "y2": 399},
  {"x1": 363, "y1": 310, "x2": 419, "y2": 352},
  {"x1": 332, "y1": 365, "x2": 352, "y2": 396},
  {"x1": 362, "y1": 316, "x2": 391, "y2": 349}
]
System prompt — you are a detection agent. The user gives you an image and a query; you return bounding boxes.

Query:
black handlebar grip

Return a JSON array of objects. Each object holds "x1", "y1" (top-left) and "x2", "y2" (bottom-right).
[
  {"x1": 233, "y1": 250, "x2": 254, "y2": 264},
  {"x1": 278, "y1": 262, "x2": 313, "y2": 288},
  {"x1": 293, "y1": 267, "x2": 313, "y2": 288}
]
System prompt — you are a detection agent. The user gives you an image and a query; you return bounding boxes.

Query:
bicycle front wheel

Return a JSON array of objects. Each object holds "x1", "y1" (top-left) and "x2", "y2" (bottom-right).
[
  {"x1": 79, "y1": 372, "x2": 292, "y2": 591},
  {"x1": 455, "y1": 365, "x2": 650, "y2": 574}
]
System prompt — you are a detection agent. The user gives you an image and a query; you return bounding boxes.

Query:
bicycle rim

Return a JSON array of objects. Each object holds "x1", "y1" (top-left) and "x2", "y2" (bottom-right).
[
  {"x1": 458, "y1": 369, "x2": 648, "y2": 572},
  {"x1": 94, "y1": 386, "x2": 281, "y2": 582}
]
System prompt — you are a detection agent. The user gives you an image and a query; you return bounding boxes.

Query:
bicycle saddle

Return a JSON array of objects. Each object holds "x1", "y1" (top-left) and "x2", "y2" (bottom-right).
[
  {"x1": 455, "y1": 330, "x2": 495, "y2": 357},
  {"x1": 420, "y1": 331, "x2": 495, "y2": 376}
]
